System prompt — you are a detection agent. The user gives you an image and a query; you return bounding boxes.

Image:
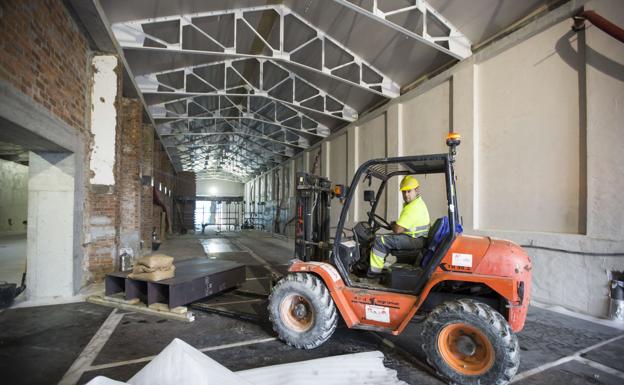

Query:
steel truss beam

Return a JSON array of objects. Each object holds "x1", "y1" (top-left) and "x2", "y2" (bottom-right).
[
  {"x1": 157, "y1": 113, "x2": 310, "y2": 150},
  {"x1": 111, "y1": 4, "x2": 400, "y2": 98},
  {"x1": 151, "y1": 92, "x2": 325, "y2": 149},
  {"x1": 150, "y1": 92, "x2": 329, "y2": 139},
  {"x1": 331, "y1": 0, "x2": 471, "y2": 60},
  {"x1": 164, "y1": 124, "x2": 294, "y2": 157},
  {"x1": 195, "y1": 171, "x2": 248, "y2": 183},
  {"x1": 174, "y1": 148, "x2": 281, "y2": 175},
  {"x1": 174, "y1": 147, "x2": 266, "y2": 178},
  {"x1": 163, "y1": 131, "x2": 305, "y2": 149},
  {"x1": 170, "y1": 128, "x2": 292, "y2": 176},
  {"x1": 138, "y1": 58, "x2": 358, "y2": 121},
  {"x1": 185, "y1": 146, "x2": 290, "y2": 172}
]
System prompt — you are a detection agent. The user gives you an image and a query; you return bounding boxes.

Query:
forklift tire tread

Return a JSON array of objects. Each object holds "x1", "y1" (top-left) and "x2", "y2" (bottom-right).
[
  {"x1": 268, "y1": 273, "x2": 337, "y2": 349},
  {"x1": 421, "y1": 299, "x2": 520, "y2": 385}
]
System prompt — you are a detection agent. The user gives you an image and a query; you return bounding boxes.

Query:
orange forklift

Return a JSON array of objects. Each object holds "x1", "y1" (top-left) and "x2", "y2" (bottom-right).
[{"x1": 268, "y1": 134, "x2": 532, "y2": 385}]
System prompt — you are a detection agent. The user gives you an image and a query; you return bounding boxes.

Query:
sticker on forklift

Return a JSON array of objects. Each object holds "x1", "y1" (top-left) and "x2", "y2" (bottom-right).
[
  {"x1": 307, "y1": 262, "x2": 341, "y2": 282},
  {"x1": 365, "y1": 304, "x2": 390, "y2": 323},
  {"x1": 452, "y1": 253, "x2": 473, "y2": 268}
]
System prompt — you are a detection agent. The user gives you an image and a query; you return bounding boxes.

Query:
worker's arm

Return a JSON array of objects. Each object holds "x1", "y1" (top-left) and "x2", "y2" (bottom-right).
[{"x1": 392, "y1": 221, "x2": 406, "y2": 234}]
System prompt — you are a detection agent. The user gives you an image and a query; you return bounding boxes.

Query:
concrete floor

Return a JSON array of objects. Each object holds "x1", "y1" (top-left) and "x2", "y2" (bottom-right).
[
  {"x1": 0, "y1": 232, "x2": 26, "y2": 285},
  {"x1": 0, "y1": 230, "x2": 623, "y2": 385}
]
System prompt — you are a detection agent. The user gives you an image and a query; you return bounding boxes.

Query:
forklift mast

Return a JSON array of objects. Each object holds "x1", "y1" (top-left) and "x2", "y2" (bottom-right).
[{"x1": 295, "y1": 172, "x2": 332, "y2": 262}]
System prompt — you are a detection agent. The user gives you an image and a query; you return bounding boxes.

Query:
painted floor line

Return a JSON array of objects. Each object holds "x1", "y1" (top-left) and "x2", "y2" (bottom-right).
[
  {"x1": 229, "y1": 239, "x2": 283, "y2": 277},
  {"x1": 531, "y1": 301, "x2": 624, "y2": 331},
  {"x1": 87, "y1": 337, "x2": 277, "y2": 371},
  {"x1": 58, "y1": 309, "x2": 124, "y2": 385},
  {"x1": 574, "y1": 356, "x2": 624, "y2": 379},
  {"x1": 511, "y1": 333, "x2": 624, "y2": 382}
]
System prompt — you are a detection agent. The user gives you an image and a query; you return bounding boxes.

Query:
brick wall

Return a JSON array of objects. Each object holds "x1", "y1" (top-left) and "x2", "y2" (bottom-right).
[
  {"x1": 118, "y1": 98, "x2": 143, "y2": 256},
  {"x1": 84, "y1": 55, "x2": 123, "y2": 282},
  {"x1": 0, "y1": 0, "x2": 90, "y2": 133},
  {"x1": 153, "y1": 140, "x2": 175, "y2": 239},
  {"x1": 141, "y1": 125, "x2": 155, "y2": 251},
  {"x1": 174, "y1": 172, "x2": 196, "y2": 232},
  {"x1": 86, "y1": 189, "x2": 118, "y2": 281},
  {"x1": 0, "y1": 0, "x2": 181, "y2": 282}
]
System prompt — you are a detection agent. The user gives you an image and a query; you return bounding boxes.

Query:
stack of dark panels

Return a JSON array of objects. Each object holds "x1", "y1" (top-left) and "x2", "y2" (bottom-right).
[{"x1": 105, "y1": 259, "x2": 245, "y2": 308}]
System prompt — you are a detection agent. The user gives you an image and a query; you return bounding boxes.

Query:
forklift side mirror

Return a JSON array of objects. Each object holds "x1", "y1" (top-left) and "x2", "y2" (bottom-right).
[{"x1": 363, "y1": 190, "x2": 375, "y2": 204}]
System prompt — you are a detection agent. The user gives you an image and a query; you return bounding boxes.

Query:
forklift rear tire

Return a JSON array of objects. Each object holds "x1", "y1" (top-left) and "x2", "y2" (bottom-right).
[
  {"x1": 268, "y1": 273, "x2": 337, "y2": 349},
  {"x1": 421, "y1": 299, "x2": 520, "y2": 385}
]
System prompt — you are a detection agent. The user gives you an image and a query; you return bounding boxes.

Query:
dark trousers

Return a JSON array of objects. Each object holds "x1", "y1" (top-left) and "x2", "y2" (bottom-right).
[{"x1": 369, "y1": 233, "x2": 425, "y2": 272}]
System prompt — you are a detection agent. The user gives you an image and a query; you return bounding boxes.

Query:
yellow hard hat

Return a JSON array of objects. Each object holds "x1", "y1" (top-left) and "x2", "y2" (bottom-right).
[{"x1": 400, "y1": 175, "x2": 420, "y2": 191}]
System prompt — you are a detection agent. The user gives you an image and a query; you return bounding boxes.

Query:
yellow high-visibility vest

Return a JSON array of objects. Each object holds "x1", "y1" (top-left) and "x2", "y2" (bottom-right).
[{"x1": 396, "y1": 196, "x2": 430, "y2": 238}]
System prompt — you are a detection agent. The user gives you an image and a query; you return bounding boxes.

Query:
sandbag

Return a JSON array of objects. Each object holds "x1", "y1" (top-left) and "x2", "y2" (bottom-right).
[
  {"x1": 135, "y1": 254, "x2": 174, "y2": 270},
  {"x1": 128, "y1": 265, "x2": 175, "y2": 281},
  {"x1": 132, "y1": 264, "x2": 171, "y2": 274}
]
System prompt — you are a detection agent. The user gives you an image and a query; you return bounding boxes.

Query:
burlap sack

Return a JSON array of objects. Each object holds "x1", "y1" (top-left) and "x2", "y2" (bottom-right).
[
  {"x1": 128, "y1": 265, "x2": 175, "y2": 281},
  {"x1": 134, "y1": 254, "x2": 174, "y2": 270}
]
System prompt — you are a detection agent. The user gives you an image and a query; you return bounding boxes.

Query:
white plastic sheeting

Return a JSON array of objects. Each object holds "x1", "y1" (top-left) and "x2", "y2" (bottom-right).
[
  {"x1": 87, "y1": 338, "x2": 408, "y2": 385},
  {"x1": 237, "y1": 350, "x2": 409, "y2": 385}
]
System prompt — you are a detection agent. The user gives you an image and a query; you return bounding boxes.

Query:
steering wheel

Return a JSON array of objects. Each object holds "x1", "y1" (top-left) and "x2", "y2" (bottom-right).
[{"x1": 368, "y1": 212, "x2": 392, "y2": 231}]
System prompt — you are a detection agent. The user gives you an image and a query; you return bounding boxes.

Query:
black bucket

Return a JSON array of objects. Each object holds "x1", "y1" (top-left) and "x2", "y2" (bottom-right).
[
  {"x1": 0, "y1": 282, "x2": 17, "y2": 309},
  {"x1": 611, "y1": 271, "x2": 624, "y2": 299},
  {"x1": 611, "y1": 280, "x2": 624, "y2": 300},
  {"x1": 609, "y1": 271, "x2": 624, "y2": 321}
]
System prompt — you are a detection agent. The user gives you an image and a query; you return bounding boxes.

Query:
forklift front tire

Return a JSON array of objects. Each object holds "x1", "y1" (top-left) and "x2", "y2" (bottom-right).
[
  {"x1": 268, "y1": 273, "x2": 337, "y2": 349},
  {"x1": 421, "y1": 299, "x2": 520, "y2": 385}
]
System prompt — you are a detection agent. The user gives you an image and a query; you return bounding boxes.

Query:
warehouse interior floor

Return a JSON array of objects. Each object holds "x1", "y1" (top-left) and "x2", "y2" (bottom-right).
[{"x1": 1, "y1": 231, "x2": 623, "y2": 385}]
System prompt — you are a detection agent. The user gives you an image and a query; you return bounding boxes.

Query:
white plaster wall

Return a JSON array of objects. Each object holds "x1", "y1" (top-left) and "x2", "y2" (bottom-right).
[
  {"x1": 89, "y1": 56, "x2": 118, "y2": 185},
  {"x1": 27, "y1": 152, "x2": 75, "y2": 299},
  {"x1": 197, "y1": 179, "x2": 244, "y2": 197},
  {"x1": 0, "y1": 159, "x2": 28, "y2": 232},
  {"x1": 295, "y1": 155, "x2": 304, "y2": 173},
  {"x1": 306, "y1": 147, "x2": 322, "y2": 175},
  {"x1": 585, "y1": 0, "x2": 624, "y2": 241},
  {"x1": 354, "y1": 115, "x2": 386, "y2": 223},
  {"x1": 245, "y1": 0, "x2": 624, "y2": 317},
  {"x1": 477, "y1": 22, "x2": 582, "y2": 234},
  {"x1": 328, "y1": 134, "x2": 348, "y2": 229},
  {"x1": 266, "y1": 173, "x2": 273, "y2": 201},
  {"x1": 402, "y1": 81, "x2": 450, "y2": 221}
]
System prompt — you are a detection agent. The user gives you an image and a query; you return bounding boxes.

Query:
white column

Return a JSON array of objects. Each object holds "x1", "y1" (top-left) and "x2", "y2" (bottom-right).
[{"x1": 27, "y1": 151, "x2": 75, "y2": 300}]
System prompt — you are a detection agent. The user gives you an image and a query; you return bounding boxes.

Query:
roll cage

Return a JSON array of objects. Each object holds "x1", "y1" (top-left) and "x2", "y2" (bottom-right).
[{"x1": 332, "y1": 153, "x2": 460, "y2": 293}]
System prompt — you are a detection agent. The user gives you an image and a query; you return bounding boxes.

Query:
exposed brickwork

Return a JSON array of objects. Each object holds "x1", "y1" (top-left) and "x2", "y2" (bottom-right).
[
  {"x1": 0, "y1": 0, "x2": 90, "y2": 133},
  {"x1": 86, "y1": 190, "x2": 119, "y2": 281},
  {"x1": 141, "y1": 125, "x2": 155, "y2": 252},
  {"x1": 174, "y1": 172, "x2": 196, "y2": 232},
  {"x1": 153, "y1": 140, "x2": 175, "y2": 239},
  {"x1": 118, "y1": 98, "x2": 143, "y2": 254},
  {"x1": 0, "y1": 1, "x2": 181, "y2": 283},
  {"x1": 84, "y1": 57, "x2": 124, "y2": 282}
]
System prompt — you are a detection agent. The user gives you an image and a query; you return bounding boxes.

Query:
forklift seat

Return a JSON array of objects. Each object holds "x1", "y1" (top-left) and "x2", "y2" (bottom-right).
[{"x1": 390, "y1": 217, "x2": 445, "y2": 264}]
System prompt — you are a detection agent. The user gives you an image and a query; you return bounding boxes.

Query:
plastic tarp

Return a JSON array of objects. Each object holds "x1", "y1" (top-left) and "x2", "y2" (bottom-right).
[{"x1": 87, "y1": 338, "x2": 408, "y2": 385}]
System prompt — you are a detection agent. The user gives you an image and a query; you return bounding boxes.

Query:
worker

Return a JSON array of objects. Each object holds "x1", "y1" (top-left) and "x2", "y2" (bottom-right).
[{"x1": 368, "y1": 175, "x2": 430, "y2": 276}]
